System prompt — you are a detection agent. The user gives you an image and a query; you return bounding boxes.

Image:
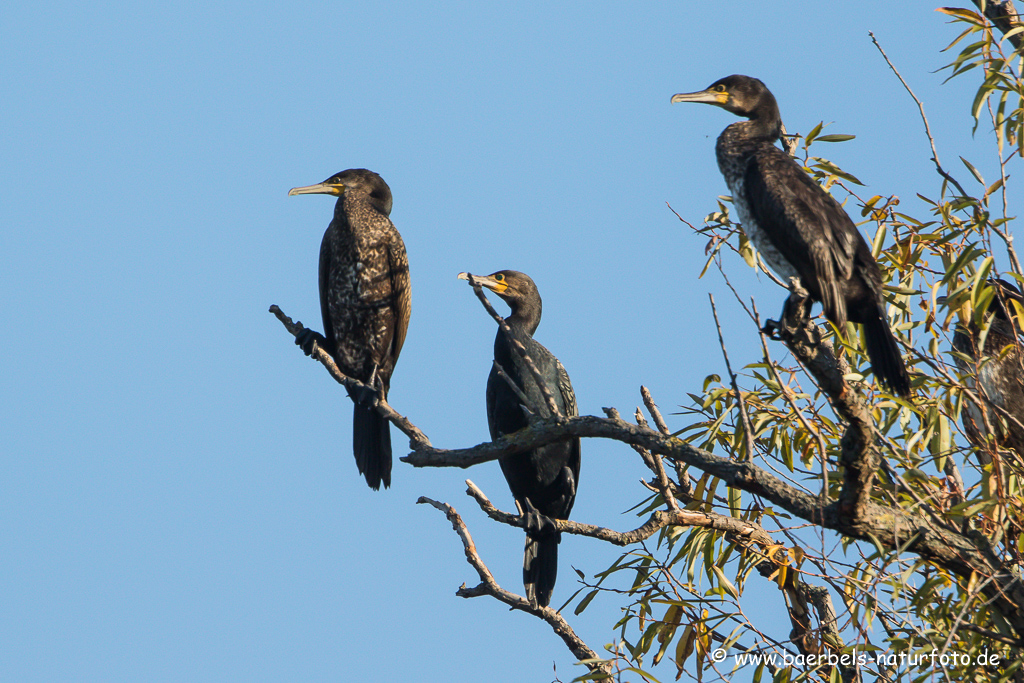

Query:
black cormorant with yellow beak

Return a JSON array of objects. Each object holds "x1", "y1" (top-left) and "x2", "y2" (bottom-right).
[
  {"x1": 672, "y1": 75, "x2": 911, "y2": 396},
  {"x1": 289, "y1": 169, "x2": 411, "y2": 490},
  {"x1": 458, "y1": 270, "x2": 580, "y2": 607}
]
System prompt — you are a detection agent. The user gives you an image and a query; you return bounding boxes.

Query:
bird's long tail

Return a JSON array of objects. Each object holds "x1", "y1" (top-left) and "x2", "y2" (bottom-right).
[
  {"x1": 353, "y1": 402, "x2": 392, "y2": 490},
  {"x1": 862, "y1": 303, "x2": 911, "y2": 398},
  {"x1": 524, "y1": 532, "x2": 559, "y2": 608}
]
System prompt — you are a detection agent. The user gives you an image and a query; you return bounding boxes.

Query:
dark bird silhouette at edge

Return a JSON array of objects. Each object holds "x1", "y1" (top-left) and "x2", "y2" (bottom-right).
[
  {"x1": 459, "y1": 270, "x2": 580, "y2": 607},
  {"x1": 289, "y1": 169, "x2": 411, "y2": 489},
  {"x1": 950, "y1": 278, "x2": 1024, "y2": 461},
  {"x1": 672, "y1": 75, "x2": 911, "y2": 397}
]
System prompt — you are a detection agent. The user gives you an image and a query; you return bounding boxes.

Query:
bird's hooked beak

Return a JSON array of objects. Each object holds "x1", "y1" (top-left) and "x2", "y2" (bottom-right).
[
  {"x1": 671, "y1": 88, "x2": 728, "y2": 106},
  {"x1": 288, "y1": 181, "x2": 345, "y2": 197},
  {"x1": 457, "y1": 271, "x2": 508, "y2": 294}
]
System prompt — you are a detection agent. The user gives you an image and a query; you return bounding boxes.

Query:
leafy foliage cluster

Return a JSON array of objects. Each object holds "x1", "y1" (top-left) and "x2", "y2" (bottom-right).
[{"x1": 567, "y1": 7, "x2": 1024, "y2": 682}]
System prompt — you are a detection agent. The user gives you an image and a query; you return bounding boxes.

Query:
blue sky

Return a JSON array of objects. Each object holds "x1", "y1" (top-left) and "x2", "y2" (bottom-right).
[{"x1": 1, "y1": 2, "x2": 1001, "y2": 681}]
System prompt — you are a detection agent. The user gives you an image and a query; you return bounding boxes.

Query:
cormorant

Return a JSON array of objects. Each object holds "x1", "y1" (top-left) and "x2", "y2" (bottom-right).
[
  {"x1": 952, "y1": 278, "x2": 1024, "y2": 459},
  {"x1": 289, "y1": 169, "x2": 411, "y2": 490},
  {"x1": 458, "y1": 270, "x2": 580, "y2": 607},
  {"x1": 672, "y1": 75, "x2": 911, "y2": 397}
]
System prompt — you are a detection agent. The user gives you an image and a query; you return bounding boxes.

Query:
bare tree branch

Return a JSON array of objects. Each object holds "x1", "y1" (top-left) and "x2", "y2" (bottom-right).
[
  {"x1": 870, "y1": 31, "x2": 970, "y2": 199},
  {"x1": 637, "y1": 387, "x2": 679, "y2": 512},
  {"x1": 464, "y1": 479, "x2": 773, "y2": 547},
  {"x1": 468, "y1": 479, "x2": 858, "y2": 680},
  {"x1": 269, "y1": 304, "x2": 430, "y2": 447},
  {"x1": 416, "y1": 495, "x2": 613, "y2": 676},
  {"x1": 754, "y1": 284, "x2": 877, "y2": 520}
]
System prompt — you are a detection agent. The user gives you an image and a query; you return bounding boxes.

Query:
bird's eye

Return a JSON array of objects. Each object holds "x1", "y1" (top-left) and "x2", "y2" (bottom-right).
[
  {"x1": 494, "y1": 274, "x2": 505, "y2": 282},
  {"x1": 715, "y1": 84, "x2": 726, "y2": 93}
]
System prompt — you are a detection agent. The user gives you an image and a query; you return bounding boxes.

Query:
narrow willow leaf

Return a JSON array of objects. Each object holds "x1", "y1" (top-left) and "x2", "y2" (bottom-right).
[
  {"x1": 960, "y1": 156, "x2": 985, "y2": 184},
  {"x1": 575, "y1": 589, "x2": 598, "y2": 615}
]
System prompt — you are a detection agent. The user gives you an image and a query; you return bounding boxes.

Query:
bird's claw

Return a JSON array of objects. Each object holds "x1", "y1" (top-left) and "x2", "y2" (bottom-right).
[
  {"x1": 764, "y1": 288, "x2": 811, "y2": 340},
  {"x1": 762, "y1": 316, "x2": 800, "y2": 340},
  {"x1": 349, "y1": 382, "x2": 381, "y2": 408},
  {"x1": 295, "y1": 328, "x2": 327, "y2": 357},
  {"x1": 520, "y1": 498, "x2": 558, "y2": 537},
  {"x1": 761, "y1": 318, "x2": 783, "y2": 339}
]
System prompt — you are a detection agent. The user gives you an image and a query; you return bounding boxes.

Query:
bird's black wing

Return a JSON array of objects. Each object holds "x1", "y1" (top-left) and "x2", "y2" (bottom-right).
[
  {"x1": 744, "y1": 147, "x2": 858, "y2": 326},
  {"x1": 386, "y1": 227, "x2": 411, "y2": 364},
  {"x1": 317, "y1": 223, "x2": 337, "y2": 353},
  {"x1": 555, "y1": 360, "x2": 577, "y2": 418},
  {"x1": 485, "y1": 364, "x2": 502, "y2": 442},
  {"x1": 554, "y1": 359, "x2": 580, "y2": 515}
]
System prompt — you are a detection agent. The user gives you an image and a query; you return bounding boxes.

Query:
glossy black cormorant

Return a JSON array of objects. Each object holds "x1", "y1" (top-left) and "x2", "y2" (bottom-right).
[
  {"x1": 458, "y1": 270, "x2": 580, "y2": 607},
  {"x1": 672, "y1": 75, "x2": 911, "y2": 397},
  {"x1": 289, "y1": 169, "x2": 411, "y2": 490},
  {"x1": 952, "y1": 279, "x2": 1024, "y2": 459}
]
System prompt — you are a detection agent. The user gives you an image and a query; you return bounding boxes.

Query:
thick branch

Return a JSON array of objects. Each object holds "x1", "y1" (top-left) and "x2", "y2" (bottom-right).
[
  {"x1": 403, "y1": 399, "x2": 1024, "y2": 634},
  {"x1": 756, "y1": 287, "x2": 876, "y2": 522},
  {"x1": 757, "y1": 289, "x2": 1024, "y2": 637},
  {"x1": 972, "y1": 0, "x2": 1024, "y2": 50}
]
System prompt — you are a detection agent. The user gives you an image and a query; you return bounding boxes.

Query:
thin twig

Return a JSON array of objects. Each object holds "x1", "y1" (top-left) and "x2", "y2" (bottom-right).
[
  {"x1": 640, "y1": 386, "x2": 670, "y2": 435},
  {"x1": 709, "y1": 294, "x2": 758, "y2": 463},
  {"x1": 869, "y1": 31, "x2": 969, "y2": 199},
  {"x1": 603, "y1": 406, "x2": 658, "y2": 472},
  {"x1": 638, "y1": 387, "x2": 680, "y2": 512}
]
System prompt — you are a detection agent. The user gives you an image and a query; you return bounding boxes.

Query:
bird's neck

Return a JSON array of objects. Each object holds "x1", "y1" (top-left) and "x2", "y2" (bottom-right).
[
  {"x1": 719, "y1": 110, "x2": 783, "y2": 148},
  {"x1": 493, "y1": 300, "x2": 541, "y2": 365},
  {"x1": 334, "y1": 192, "x2": 386, "y2": 221},
  {"x1": 506, "y1": 301, "x2": 541, "y2": 337}
]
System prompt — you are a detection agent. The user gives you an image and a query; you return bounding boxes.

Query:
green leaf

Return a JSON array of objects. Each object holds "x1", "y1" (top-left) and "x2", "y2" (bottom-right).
[
  {"x1": 960, "y1": 156, "x2": 985, "y2": 185},
  {"x1": 575, "y1": 589, "x2": 598, "y2": 615},
  {"x1": 804, "y1": 121, "x2": 824, "y2": 145},
  {"x1": 712, "y1": 565, "x2": 739, "y2": 598},
  {"x1": 815, "y1": 134, "x2": 856, "y2": 143},
  {"x1": 728, "y1": 486, "x2": 741, "y2": 518},
  {"x1": 622, "y1": 668, "x2": 663, "y2": 683},
  {"x1": 971, "y1": 256, "x2": 995, "y2": 309},
  {"x1": 935, "y1": 7, "x2": 984, "y2": 23}
]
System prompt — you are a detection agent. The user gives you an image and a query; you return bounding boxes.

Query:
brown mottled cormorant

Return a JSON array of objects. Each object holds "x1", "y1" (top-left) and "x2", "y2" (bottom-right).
[
  {"x1": 952, "y1": 279, "x2": 1024, "y2": 459},
  {"x1": 672, "y1": 75, "x2": 911, "y2": 397},
  {"x1": 458, "y1": 270, "x2": 580, "y2": 607},
  {"x1": 289, "y1": 169, "x2": 411, "y2": 490}
]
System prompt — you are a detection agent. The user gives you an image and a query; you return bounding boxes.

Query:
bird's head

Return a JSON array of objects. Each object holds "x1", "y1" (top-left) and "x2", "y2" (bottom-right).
[
  {"x1": 671, "y1": 74, "x2": 777, "y2": 120},
  {"x1": 458, "y1": 270, "x2": 542, "y2": 324},
  {"x1": 288, "y1": 168, "x2": 393, "y2": 216}
]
